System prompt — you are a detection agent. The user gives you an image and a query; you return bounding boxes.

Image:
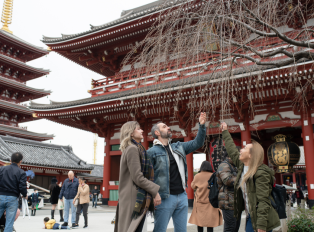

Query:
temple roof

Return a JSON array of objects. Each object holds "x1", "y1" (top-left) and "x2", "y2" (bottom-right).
[
  {"x1": 29, "y1": 62, "x2": 273, "y2": 110},
  {"x1": 42, "y1": 0, "x2": 176, "y2": 43},
  {"x1": 77, "y1": 164, "x2": 103, "y2": 179},
  {"x1": 0, "y1": 30, "x2": 48, "y2": 56},
  {"x1": 0, "y1": 134, "x2": 93, "y2": 170},
  {"x1": 0, "y1": 99, "x2": 33, "y2": 114},
  {"x1": 0, "y1": 75, "x2": 51, "y2": 95},
  {"x1": 0, "y1": 53, "x2": 50, "y2": 74},
  {"x1": 0, "y1": 124, "x2": 54, "y2": 141}
]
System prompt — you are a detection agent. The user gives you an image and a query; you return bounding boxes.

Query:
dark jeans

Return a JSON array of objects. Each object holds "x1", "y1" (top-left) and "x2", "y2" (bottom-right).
[
  {"x1": 135, "y1": 216, "x2": 146, "y2": 232},
  {"x1": 52, "y1": 223, "x2": 68, "y2": 229},
  {"x1": 197, "y1": 226, "x2": 213, "y2": 232},
  {"x1": 75, "y1": 203, "x2": 88, "y2": 225},
  {"x1": 92, "y1": 196, "x2": 97, "y2": 207},
  {"x1": 222, "y1": 210, "x2": 241, "y2": 232},
  {"x1": 246, "y1": 215, "x2": 272, "y2": 232}
]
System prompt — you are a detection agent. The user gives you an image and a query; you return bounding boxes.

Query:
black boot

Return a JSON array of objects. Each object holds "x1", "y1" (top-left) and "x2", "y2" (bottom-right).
[
  {"x1": 59, "y1": 210, "x2": 64, "y2": 222},
  {"x1": 83, "y1": 215, "x2": 88, "y2": 228},
  {"x1": 61, "y1": 222, "x2": 68, "y2": 227},
  {"x1": 34, "y1": 209, "x2": 36, "y2": 216},
  {"x1": 31, "y1": 210, "x2": 34, "y2": 216},
  {"x1": 51, "y1": 210, "x2": 55, "y2": 219}
]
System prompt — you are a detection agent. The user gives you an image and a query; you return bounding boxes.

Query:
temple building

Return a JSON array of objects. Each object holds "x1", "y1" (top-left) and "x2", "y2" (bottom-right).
[
  {"x1": 30, "y1": 0, "x2": 314, "y2": 208},
  {"x1": 0, "y1": 0, "x2": 94, "y2": 189}
]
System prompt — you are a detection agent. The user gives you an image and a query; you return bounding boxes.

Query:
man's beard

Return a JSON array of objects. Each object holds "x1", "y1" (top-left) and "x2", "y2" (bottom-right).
[{"x1": 160, "y1": 130, "x2": 172, "y2": 139}]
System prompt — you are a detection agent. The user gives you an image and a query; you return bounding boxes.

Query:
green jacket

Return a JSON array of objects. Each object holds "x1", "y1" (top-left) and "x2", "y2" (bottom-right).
[{"x1": 222, "y1": 130, "x2": 280, "y2": 232}]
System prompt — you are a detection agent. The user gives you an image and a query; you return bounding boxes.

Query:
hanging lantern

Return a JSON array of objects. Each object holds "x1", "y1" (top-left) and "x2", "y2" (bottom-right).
[{"x1": 267, "y1": 134, "x2": 300, "y2": 173}]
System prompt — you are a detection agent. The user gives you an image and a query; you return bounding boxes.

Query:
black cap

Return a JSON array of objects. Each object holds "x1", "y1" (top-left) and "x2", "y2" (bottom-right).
[{"x1": 51, "y1": 178, "x2": 58, "y2": 184}]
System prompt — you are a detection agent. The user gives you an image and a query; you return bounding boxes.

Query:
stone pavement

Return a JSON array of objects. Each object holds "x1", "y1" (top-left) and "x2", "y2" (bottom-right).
[{"x1": 11, "y1": 203, "x2": 281, "y2": 231}]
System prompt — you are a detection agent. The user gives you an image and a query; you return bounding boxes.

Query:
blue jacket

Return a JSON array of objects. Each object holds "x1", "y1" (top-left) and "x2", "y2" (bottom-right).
[
  {"x1": 147, "y1": 124, "x2": 206, "y2": 199},
  {"x1": 59, "y1": 177, "x2": 79, "y2": 200},
  {"x1": 30, "y1": 192, "x2": 44, "y2": 203}
]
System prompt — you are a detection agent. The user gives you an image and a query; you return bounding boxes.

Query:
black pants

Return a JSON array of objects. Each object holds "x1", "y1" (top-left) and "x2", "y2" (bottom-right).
[
  {"x1": 75, "y1": 203, "x2": 88, "y2": 225},
  {"x1": 135, "y1": 216, "x2": 146, "y2": 232},
  {"x1": 197, "y1": 226, "x2": 213, "y2": 232},
  {"x1": 222, "y1": 210, "x2": 241, "y2": 232}
]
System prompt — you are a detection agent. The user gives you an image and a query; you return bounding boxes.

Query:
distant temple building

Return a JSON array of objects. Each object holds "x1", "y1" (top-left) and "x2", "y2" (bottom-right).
[
  {"x1": 30, "y1": 0, "x2": 313, "y2": 208},
  {"x1": 0, "y1": 0, "x2": 94, "y2": 189}
]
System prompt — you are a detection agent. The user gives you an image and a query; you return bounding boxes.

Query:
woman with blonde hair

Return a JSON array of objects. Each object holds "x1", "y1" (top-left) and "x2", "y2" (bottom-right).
[
  {"x1": 189, "y1": 161, "x2": 223, "y2": 232},
  {"x1": 220, "y1": 122, "x2": 280, "y2": 232},
  {"x1": 114, "y1": 121, "x2": 161, "y2": 232}
]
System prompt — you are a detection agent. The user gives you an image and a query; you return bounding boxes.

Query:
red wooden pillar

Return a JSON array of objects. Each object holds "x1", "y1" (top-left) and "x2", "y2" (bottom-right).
[
  {"x1": 292, "y1": 172, "x2": 296, "y2": 184},
  {"x1": 102, "y1": 131, "x2": 111, "y2": 205},
  {"x1": 185, "y1": 126, "x2": 194, "y2": 207},
  {"x1": 301, "y1": 107, "x2": 314, "y2": 208},
  {"x1": 241, "y1": 113, "x2": 251, "y2": 148}
]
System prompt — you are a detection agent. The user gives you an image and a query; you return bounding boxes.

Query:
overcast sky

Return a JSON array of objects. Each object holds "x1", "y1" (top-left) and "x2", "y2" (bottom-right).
[{"x1": 11, "y1": 0, "x2": 205, "y2": 168}]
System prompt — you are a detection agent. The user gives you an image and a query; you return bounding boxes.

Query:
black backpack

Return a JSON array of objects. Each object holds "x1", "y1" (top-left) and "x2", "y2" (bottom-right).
[
  {"x1": 270, "y1": 184, "x2": 287, "y2": 219},
  {"x1": 208, "y1": 161, "x2": 236, "y2": 208},
  {"x1": 208, "y1": 171, "x2": 219, "y2": 208}
]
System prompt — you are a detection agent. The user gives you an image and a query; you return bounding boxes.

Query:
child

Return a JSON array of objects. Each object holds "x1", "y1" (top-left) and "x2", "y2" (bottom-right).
[
  {"x1": 44, "y1": 217, "x2": 71, "y2": 230},
  {"x1": 30, "y1": 189, "x2": 44, "y2": 216}
]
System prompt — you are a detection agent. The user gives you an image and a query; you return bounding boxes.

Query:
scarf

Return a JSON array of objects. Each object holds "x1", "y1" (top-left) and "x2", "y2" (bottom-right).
[{"x1": 131, "y1": 139, "x2": 155, "y2": 219}]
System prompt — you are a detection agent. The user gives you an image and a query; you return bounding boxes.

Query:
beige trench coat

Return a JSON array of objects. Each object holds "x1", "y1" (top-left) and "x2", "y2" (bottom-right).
[
  {"x1": 115, "y1": 144, "x2": 160, "y2": 232},
  {"x1": 188, "y1": 172, "x2": 223, "y2": 228}
]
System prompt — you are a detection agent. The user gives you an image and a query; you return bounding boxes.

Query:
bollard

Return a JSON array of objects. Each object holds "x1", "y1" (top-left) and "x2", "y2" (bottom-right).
[
  {"x1": 287, "y1": 200, "x2": 291, "y2": 221},
  {"x1": 300, "y1": 199, "x2": 305, "y2": 209}
]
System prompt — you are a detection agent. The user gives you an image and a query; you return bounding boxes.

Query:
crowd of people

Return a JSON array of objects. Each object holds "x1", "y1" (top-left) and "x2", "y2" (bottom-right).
[
  {"x1": 0, "y1": 113, "x2": 308, "y2": 232},
  {"x1": 114, "y1": 116, "x2": 282, "y2": 232}
]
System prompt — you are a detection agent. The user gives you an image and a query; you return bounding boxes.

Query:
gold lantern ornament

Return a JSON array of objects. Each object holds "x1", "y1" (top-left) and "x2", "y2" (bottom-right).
[{"x1": 267, "y1": 134, "x2": 300, "y2": 173}]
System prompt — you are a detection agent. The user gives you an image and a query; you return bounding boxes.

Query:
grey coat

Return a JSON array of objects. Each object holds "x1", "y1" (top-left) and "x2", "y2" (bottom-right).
[{"x1": 115, "y1": 144, "x2": 160, "y2": 232}]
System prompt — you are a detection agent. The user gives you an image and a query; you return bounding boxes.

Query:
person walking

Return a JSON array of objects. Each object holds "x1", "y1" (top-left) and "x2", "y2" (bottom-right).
[
  {"x1": 0, "y1": 152, "x2": 27, "y2": 232},
  {"x1": 30, "y1": 189, "x2": 44, "y2": 216},
  {"x1": 216, "y1": 157, "x2": 241, "y2": 232},
  {"x1": 295, "y1": 186, "x2": 304, "y2": 207},
  {"x1": 114, "y1": 121, "x2": 161, "y2": 232},
  {"x1": 91, "y1": 186, "x2": 100, "y2": 208},
  {"x1": 50, "y1": 178, "x2": 64, "y2": 222},
  {"x1": 147, "y1": 112, "x2": 207, "y2": 232},
  {"x1": 189, "y1": 161, "x2": 223, "y2": 232},
  {"x1": 59, "y1": 171, "x2": 79, "y2": 227},
  {"x1": 221, "y1": 122, "x2": 280, "y2": 232},
  {"x1": 72, "y1": 177, "x2": 90, "y2": 229}
]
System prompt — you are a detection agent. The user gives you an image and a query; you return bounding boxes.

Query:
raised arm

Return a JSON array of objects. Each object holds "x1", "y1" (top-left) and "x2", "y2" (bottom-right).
[
  {"x1": 221, "y1": 123, "x2": 241, "y2": 168},
  {"x1": 126, "y1": 146, "x2": 160, "y2": 197},
  {"x1": 181, "y1": 112, "x2": 207, "y2": 155}
]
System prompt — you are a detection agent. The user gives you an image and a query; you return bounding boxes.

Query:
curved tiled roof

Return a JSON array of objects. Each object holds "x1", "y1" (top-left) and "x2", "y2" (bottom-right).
[
  {"x1": 0, "y1": 134, "x2": 93, "y2": 170},
  {"x1": 0, "y1": 30, "x2": 48, "y2": 54},
  {"x1": 29, "y1": 63, "x2": 270, "y2": 110},
  {"x1": 42, "y1": 0, "x2": 182, "y2": 43},
  {"x1": 0, "y1": 124, "x2": 54, "y2": 141},
  {"x1": 0, "y1": 99, "x2": 33, "y2": 114},
  {"x1": 0, "y1": 53, "x2": 50, "y2": 74},
  {"x1": 0, "y1": 76, "x2": 51, "y2": 95}
]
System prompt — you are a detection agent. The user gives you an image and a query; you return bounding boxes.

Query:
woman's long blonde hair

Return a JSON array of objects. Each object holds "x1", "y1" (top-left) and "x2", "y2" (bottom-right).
[
  {"x1": 120, "y1": 121, "x2": 139, "y2": 152},
  {"x1": 240, "y1": 140, "x2": 264, "y2": 188}
]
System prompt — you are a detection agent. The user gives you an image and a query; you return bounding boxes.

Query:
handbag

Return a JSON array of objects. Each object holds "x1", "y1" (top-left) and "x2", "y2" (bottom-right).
[
  {"x1": 74, "y1": 192, "x2": 81, "y2": 207},
  {"x1": 58, "y1": 199, "x2": 64, "y2": 210}
]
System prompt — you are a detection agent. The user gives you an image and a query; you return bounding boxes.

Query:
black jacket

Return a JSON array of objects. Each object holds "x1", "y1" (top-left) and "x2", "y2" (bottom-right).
[
  {"x1": 91, "y1": 189, "x2": 100, "y2": 199},
  {"x1": 0, "y1": 163, "x2": 27, "y2": 197},
  {"x1": 50, "y1": 185, "x2": 61, "y2": 204},
  {"x1": 59, "y1": 177, "x2": 79, "y2": 200}
]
